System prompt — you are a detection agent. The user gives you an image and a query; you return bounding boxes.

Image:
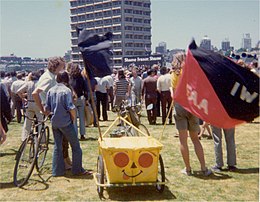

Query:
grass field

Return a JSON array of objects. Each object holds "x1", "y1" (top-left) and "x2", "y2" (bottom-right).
[{"x1": 0, "y1": 111, "x2": 259, "y2": 201}]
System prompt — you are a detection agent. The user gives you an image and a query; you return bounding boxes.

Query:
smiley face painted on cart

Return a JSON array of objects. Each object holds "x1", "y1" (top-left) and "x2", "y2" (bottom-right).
[{"x1": 112, "y1": 151, "x2": 157, "y2": 182}]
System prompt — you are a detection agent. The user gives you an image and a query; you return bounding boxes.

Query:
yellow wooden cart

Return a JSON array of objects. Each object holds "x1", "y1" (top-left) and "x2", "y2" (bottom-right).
[
  {"x1": 79, "y1": 38, "x2": 165, "y2": 197},
  {"x1": 93, "y1": 116, "x2": 165, "y2": 196}
]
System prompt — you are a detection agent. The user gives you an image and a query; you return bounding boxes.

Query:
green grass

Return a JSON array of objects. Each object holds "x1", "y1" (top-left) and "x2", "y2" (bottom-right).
[{"x1": 0, "y1": 111, "x2": 259, "y2": 201}]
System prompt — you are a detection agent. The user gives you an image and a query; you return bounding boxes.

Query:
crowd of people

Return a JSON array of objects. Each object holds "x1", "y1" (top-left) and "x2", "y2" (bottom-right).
[{"x1": 0, "y1": 53, "x2": 258, "y2": 178}]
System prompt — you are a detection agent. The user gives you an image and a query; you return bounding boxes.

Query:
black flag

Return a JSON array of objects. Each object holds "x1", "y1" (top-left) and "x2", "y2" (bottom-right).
[{"x1": 78, "y1": 30, "x2": 113, "y2": 78}]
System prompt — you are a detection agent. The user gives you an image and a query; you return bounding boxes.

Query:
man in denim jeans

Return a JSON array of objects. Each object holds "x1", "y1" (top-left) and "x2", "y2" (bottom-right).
[{"x1": 45, "y1": 71, "x2": 91, "y2": 176}]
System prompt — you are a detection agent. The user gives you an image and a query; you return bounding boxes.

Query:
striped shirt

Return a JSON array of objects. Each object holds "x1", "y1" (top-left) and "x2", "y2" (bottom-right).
[{"x1": 114, "y1": 79, "x2": 129, "y2": 97}]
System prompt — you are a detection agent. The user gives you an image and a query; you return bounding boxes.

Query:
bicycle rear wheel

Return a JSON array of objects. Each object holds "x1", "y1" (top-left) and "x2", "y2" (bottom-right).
[
  {"x1": 13, "y1": 136, "x2": 37, "y2": 187},
  {"x1": 36, "y1": 126, "x2": 50, "y2": 172}
]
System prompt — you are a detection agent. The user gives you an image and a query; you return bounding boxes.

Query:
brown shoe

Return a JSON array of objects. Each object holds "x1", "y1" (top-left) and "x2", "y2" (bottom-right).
[
  {"x1": 65, "y1": 162, "x2": 72, "y2": 170},
  {"x1": 64, "y1": 157, "x2": 72, "y2": 166},
  {"x1": 64, "y1": 157, "x2": 72, "y2": 170},
  {"x1": 78, "y1": 170, "x2": 93, "y2": 176}
]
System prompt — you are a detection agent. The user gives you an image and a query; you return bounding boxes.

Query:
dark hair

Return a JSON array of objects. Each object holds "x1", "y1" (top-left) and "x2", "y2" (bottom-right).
[
  {"x1": 31, "y1": 71, "x2": 40, "y2": 81},
  {"x1": 48, "y1": 56, "x2": 65, "y2": 73},
  {"x1": 151, "y1": 67, "x2": 157, "y2": 75},
  {"x1": 160, "y1": 67, "x2": 167, "y2": 75},
  {"x1": 251, "y1": 61, "x2": 258, "y2": 68},
  {"x1": 67, "y1": 62, "x2": 81, "y2": 78},
  {"x1": 147, "y1": 69, "x2": 152, "y2": 76},
  {"x1": 118, "y1": 70, "x2": 125, "y2": 79},
  {"x1": 56, "y1": 71, "x2": 69, "y2": 85},
  {"x1": 16, "y1": 73, "x2": 23, "y2": 80},
  {"x1": 147, "y1": 68, "x2": 156, "y2": 76},
  {"x1": 10, "y1": 71, "x2": 16, "y2": 77},
  {"x1": 38, "y1": 69, "x2": 45, "y2": 76},
  {"x1": 21, "y1": 72, "x2": 26, "y2": 77},
  {"x1": 0, "y1": 71, "x2": 5, "y2": 78}
]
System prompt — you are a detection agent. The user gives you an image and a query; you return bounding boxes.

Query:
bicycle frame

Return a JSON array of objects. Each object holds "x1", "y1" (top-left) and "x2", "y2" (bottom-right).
[{"x1": 102, "y1": 116, "x2": 148, "y2": 138}]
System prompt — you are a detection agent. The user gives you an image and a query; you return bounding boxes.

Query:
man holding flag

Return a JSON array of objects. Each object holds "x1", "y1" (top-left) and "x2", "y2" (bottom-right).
[
  {"x1": 173, "y1": 40, "x2": 259, "y2": 175},
  {"x1": 174, "y1": 40, "x2": 259, "y2": 129}
]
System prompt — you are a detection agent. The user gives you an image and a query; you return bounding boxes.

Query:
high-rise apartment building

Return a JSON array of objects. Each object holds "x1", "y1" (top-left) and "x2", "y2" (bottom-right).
[
  {"x1": 200, "y1": 35, "x2": 211, "y2": 50},
  {"x1": 155, "y1": 41, "x2": 167, "y2": 54},
  {"x1": 242, "y1": 33, "x2": 252, "y2": 50},
  {"x1": 221, "y1": 38, "x2": 230, "y2": 51},
  {"x1": 69, "y1": 0, "x2": 152, "y2": 68}
]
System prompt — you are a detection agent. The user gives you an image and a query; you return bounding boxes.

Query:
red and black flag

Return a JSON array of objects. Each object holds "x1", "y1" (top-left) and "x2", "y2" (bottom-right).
[
  {"x1": 78, "y1": 30, "x2": 113, "y2": 78},
  {"x1": 174, "y1": 40, "x2": 259, "y2": 128}
]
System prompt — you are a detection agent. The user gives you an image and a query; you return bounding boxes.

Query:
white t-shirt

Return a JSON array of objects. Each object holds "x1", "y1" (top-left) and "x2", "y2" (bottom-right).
[{"x1": 35, "y1": 69, "x2": 56, "y2": 104}]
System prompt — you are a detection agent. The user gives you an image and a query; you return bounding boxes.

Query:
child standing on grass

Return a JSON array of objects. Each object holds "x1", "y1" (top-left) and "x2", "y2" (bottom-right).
[{"x1": 45, "y1": 71, "x2": 91, "y2": 176}]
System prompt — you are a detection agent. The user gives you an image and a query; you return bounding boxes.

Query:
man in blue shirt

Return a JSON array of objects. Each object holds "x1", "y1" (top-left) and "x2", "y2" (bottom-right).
[{"x1": 45, "y1": 71, "x2": 90, "y2": 176}]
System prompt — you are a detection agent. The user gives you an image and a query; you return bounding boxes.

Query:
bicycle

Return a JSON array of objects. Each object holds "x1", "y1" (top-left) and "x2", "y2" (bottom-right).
[
  {"x1": 111, "y1": 100, "x2": 150, "y2": 137},
  {"x1": 13, "y1": 114, "x2": 51, "y2": 187}
]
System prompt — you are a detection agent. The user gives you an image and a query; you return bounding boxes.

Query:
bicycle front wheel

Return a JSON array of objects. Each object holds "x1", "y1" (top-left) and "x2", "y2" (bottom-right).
[
  {"x1": 13, "y1": 136, "x2": 37, "y2": 187},
  {"x1": 36, "y1": 126, "x2": 50, "y2": 172},
  {"x1": 129, "y1": 123, "x2": 151, "y2": 136},
  {"x1": 138, "y1": 123, "x2": 150, "y2": 136}
]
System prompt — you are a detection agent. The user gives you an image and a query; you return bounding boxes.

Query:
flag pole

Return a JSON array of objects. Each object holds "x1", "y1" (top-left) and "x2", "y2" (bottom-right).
[
  {"x1": 82, "y1": 59, "x2": 103, "y2": 141},
  {"x1": 159, "y1": 100, "x2": 174, "y2": 141}
]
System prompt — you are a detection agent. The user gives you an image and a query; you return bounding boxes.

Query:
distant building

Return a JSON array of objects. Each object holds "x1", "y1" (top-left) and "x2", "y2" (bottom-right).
[
  {"x1": 155, "y1": 42, "x2": 167, "y2": 54},
  {"x1": 0, "y1": 54, "x2": 22, "y2": 63},
  {"x1": 242, "y1": 33, "x2": 252, "y2": 50},
  {"x1": 164, "y1": 48, "x2": 185, "y2": 63},
  {"x1": 155, "y1": 46, "x2": 165, "y2": 55},
  {"x1": 0, "y1": 54, "x2": 47, "y2": 72},
  {"x1": 200, "y1": 35, "x2": 211, "y2": 50},
  {"x1": 69, "y1": 0, "x2": 152, "y2": 68},
  {"x1": 221, "y1": 38, "x2": 231, "y2": 51},
  {"x1": 64, "y1": 50, "x2": 72, "y2": 62},
  {"x1": 256, "y1": 40, "x2": 260, "y2": 49}
]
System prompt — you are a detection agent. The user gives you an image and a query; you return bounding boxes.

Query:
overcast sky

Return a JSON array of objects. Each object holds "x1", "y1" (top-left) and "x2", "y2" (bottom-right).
[{"x1": 1, "y1": 0, "x2": 259, "y2": 58}]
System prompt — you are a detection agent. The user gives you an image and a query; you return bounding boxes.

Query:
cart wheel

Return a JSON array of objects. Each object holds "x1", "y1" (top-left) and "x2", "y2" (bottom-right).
[
  {"x1": 96, "y1": 155, "x2": 104, "y2": 196},
  {"x1": 156, "y1": 155, "x2": 165, "y2": 193}
]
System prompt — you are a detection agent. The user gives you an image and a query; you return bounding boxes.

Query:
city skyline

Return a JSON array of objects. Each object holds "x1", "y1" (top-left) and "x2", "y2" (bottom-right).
[{"x1": 1, "y1": 0, "x2": 259, "y2": 58}]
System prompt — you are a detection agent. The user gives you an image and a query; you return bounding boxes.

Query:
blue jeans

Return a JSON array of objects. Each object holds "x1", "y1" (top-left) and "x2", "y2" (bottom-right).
[
  {"x1": 52, "y1": 123, "x2": 84, "y2": 176},
  {"x1": 73, "y1": 97, "x2": 86, "y2": 137}
]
